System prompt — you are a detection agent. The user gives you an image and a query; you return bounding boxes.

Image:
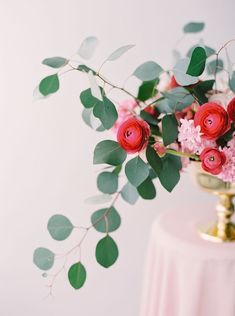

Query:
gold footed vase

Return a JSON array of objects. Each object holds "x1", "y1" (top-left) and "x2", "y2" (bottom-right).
[{"x1": 192, "y1": 162, "x2": 235, "y2": 242}]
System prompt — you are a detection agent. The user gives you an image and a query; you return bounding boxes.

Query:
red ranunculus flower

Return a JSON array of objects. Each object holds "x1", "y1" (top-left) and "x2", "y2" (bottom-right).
[
  {"x1": 227, "y1": 97, "x2": 235, "y2": 122},
  {"x1": 117, "y1": 117, "x2": 150, "y2": 153},
  {"x1": 194, "y1": 102, "x2": 230, "y2": 140},
  {"x1": 200, "y1": 148, "x2": 226, "y2": 175}
]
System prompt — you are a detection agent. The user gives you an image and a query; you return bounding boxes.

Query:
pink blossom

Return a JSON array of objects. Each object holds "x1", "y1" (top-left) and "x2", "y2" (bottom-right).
[
  {"x1": 217, "y1": 136, "x2": 235, "y2": 183},
  {"x1": 112, "y1": 99, "x2": 138, "y2": 133},
  {"x1": 178, "y1": 119, "x2": 216, "y2": 154}
]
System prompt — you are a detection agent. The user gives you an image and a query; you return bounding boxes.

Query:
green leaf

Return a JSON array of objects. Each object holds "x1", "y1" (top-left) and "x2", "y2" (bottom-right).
[
  {"x1": 137, "y1": 79, "x2": 158, "y2": 101},
  {"x1": 78, "y1": 36, "x2": 99, "y2": 59},
  {"x1": 93, "y1": 140, "x2": 127, "y2": 166},
  {"x1": 186, "y1": 47, "x2": 207, "y2": 76},
  {"x1": 163, "y1": 87, "x2": 194, "y2": 111},
  {"x1": 173, "y1": 58, "x2": 198, "y2": 86},
  {"x1": 140, "y1": 109, "x2": 158, "y2": 125},
  {"x1": 187, "y1": 44, "x2": 215, "y2": 58},
  {"x1": 85, "y1": 194, "x2": 112, "y2": 205},
  {"x1": 125, "y1": 156, "x2": 149, "y2": 187},
  {"x1": 121, "y1": 182, "x2": 139, "y2": 205},
  {"x1": 229, "y1": 71, "x2": 235, "y2": 92},
  {"x1": 47, "y1": 214, "x2": 74, "y2": 241},
  {"x1": 91, "y1": 207, "x2": 121, "y2": 233},
  {"x1": 96, "y1": 235, "x2": 119, "y2": 268},
  {"x1": 97, "y1": 172, "x2": 118, "y2": 194},
  {"x1": 88, "y1": 71, "x2": 103, "y2": 101},
  {"x1": 192, "y1": 80, "x2": 215, "y2": 104},
  {"x1": 82, "y1": 108, "x2": 105, "y2": 131},
  {"x1": 146, "y1": 146, "x2": 162, "y2": 176},
  {"x1": 68, "y1": 262, "x2": 86, "y2": 289},
  {"x1": 133, "y1": 61, "x2": 163, "y2": 81},
  {"x1": 162, "y1": 115, "x2": 178, "y2": 146},
  {"x1": 80, "y1": 88, "x2": 100, "y2": 108},
  {"x1": 77, "y1": 64, "x2": 96, "y2": 75},
  {"x1": 33, "y1": 247, "x2": 55, "y2": 271},
  {"x1": 207, "y1": 59, "x2": 224, "y2": 75},
  {"x1": 112, "y1": 165, "x2": 122, "y2": 175},
  {"x1": 137, "y1": 177, "x2": 156, "y2": 199},
  {"x1": 107, "y1": 44, "x2": 135, "y2": 61},
  {"x1": 158, "y1": 155, "x2": 181, "y2": 192},
  {"x1": 42, "y1": 57, "x2": 68, "y2": 68},
  {"x1": 39, "y1": 74, "x2": 60, "y2": 96},
  {"x1": 183, "y1": 22, "x2": 205, "y2": 33},
  {"x1": 93, "y1": 97, "x2": 118, "y2": 129}
]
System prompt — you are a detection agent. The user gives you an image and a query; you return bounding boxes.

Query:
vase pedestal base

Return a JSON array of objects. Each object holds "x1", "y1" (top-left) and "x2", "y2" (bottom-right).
[{"x1": 199, "y1": 222, "x2": 235, "y2": 242}]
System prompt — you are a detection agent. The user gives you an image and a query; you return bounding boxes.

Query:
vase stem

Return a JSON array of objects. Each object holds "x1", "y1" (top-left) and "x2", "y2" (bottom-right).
[{"x1": 216, "y1": 194, "x2": 235, "y2": 241}]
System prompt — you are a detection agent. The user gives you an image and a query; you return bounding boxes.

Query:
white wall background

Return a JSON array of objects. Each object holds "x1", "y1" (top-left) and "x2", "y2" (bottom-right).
[{"x1": 0, "y1": 0, "x2": 234, "y2": 315}]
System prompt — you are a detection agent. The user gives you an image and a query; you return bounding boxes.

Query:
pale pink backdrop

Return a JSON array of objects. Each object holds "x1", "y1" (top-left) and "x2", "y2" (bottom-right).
[{"x1": 0, "y1": 0, "x2": 235, "y2": 315}]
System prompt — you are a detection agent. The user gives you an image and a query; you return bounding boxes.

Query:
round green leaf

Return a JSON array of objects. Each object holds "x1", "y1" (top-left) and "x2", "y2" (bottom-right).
[
  {"x1": 173, "y1": 58, "x2": 198, "y2": 86},
  {"x1": 47, "y1": 214, "x2": 74, "y2": 241},
  {"x1": 91, "y1": 207, "x2": 121, "y2": 233},
  {"x1": 82, "y1": 108, "x2": 105, "y2": 131},
  {"x1": 93, "y1": 97, "x2": 118, "y2": 130},
  {"x1": 146, "y1": 146, "x2": 162, "y2": 176},
  {"x1": 137, "y1": 177, "x2": 156, "y2": 199},
  {"x1": 68, "y1": 262, "x2": 86, "y2": 289},
  {"x1": 39, "y1": 74, "x2": 59, "y2": 96},
  {"x1": 96, "y1": 235, "x2": 119, "y2": 268},
  {"x1": 42, "y1": 57, "x2": 68, "y2": 68},
  {"x1": 162, "y1": 114, "x2": 179, "y2": 146},
  {"x1": 133, "y1": 61, "x2": 163, "y2": 81},
  {"x1": 80, "y1": 88, "x2": 100, "y2": 108},
  {"x1": 207, "y1": 59, "x2": 224, "y2": 75},
  {"x1": 97, "y1": 172, "x2": 118, "y2": 194},
  {"x1": 186, "y1": 47, "x2": 207, "y2": 76},
  {"x1": 125, "y1": 156, "x2": 149, "y2": 187},
  {"x1": 183, "y1": 22, "x2": 205, "y2": 33},
  {"x1": 121, "y1": 182, "x2": 139, "y2": 205},
  {"x1": 33, "y1": 247, "x2": 55, "y2": 271},
  {"x1": 78, "y1": 36, "x2": 99, "y2": 60},
  {"x1": 85, "y1": 194, "x2": 113, "y2": 205},
  {"x1": 229, "y1": 71, "x2": 235, "y2": 92},
  {"x1": 93, "y1": 140, "x2": 127, "y2": 166}
]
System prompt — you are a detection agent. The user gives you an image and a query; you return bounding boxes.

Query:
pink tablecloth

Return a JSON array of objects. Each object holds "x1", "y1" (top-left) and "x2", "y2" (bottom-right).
[{"x1": 140, "y1": 207, "x2": 235, "y2": 316}]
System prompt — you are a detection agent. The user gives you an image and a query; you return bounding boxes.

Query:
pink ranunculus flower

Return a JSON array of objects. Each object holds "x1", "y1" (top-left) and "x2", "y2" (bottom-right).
[{"x1": 112, "y1": 99, "x2": 138, "y2": 133}]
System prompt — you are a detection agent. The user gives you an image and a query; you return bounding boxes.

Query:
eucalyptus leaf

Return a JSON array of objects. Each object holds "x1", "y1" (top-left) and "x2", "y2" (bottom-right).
[
  {"x1": 47, "y1": 214, "x2": 74, "y2": 241},
  {"x1": 158, "y1": 155, "x2": 181, "y2": 192},
  {"x1": 33, "y1": 247, "x2": 55, "y2": 271},
  {"x1": 82, "y1": 108, "x2": 105, "y2": 131},
  {"x1": 93, "y1": 140, "x2": 127, "y2": 166},
  {"x1": 68, "y1": 262, "x2": 86, "y2": 289},
  {"x1": 42, "y1": 57, "x2": 68, "y2": 68},
  {"x1": 207, "y1": 59, "x2": 224, "y2": 75},
  {"x1": 186, "y1": 47, "x2": 207, "y2": 76},
  {"x1": 133, "y1": 61, "x2": 163, "y2": 81},
  {"x1": 137, "y1": 177, "x2": 156, "y2": 199},
  {"x1": 91, "y1": 207, "x2": 121, "y2": 233},
  {"x1": 88, "y1": 71, "x2": 103, "y2": 101},
  {"x1": 183, "y1": 22, "x2": 205, "y2": 33},
  {"x1": 80, "y1": 88, "x2": 100, "y2": 108},
  {"x1": 162, "y1": 114, "x2": 179, "y2": 146},
  {"x1": 125, "y1": 156, "x2": 149, "y2": 187},
  {"x1": 107, "y1": 44, "x2": 135, "y2": 61},
  {"x1": 121, "y1": 182, "x2": 139, "y2": 205},
  {"x1": 93, "y1": 97, "x2": 118, "y2": 129},
  {"x1": 39, "y1": 74, "x2": 60, "y2": 96},
  {"x1": 85, "y1": 194, "x2": 113, "y2": 205},
  {"x1": 229, "y1": 71, "x2": 235, "y2": 92},
  {"x1": 173, "y1": 58, "x2": 198, "y2": 86},
  {"x1": 163, "y1": 87, "x2": 194, "y2": 111},
  {"x1": 97, "y1": 171, "x2": 118, "y2": 194},
  {"x1": 96, "y1": 235, "x2": 119, "y2": 268},
  {"x1": 78, "y1": 36, "x2": 99, "y2": 59},
  {"x1": 146, "y1": 146, "x2": 162, "y2": 176}
]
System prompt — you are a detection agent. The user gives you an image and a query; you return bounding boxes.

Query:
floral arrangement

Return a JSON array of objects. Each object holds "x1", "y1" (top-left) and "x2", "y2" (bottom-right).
[{"x1": 33, "y1": 22, "x2": 235, "y2": 293}]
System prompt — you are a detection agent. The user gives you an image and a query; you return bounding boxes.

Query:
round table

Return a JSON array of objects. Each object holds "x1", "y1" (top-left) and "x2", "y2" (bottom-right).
[{"x1": 140, "y1": 207, "x2": 235, "y2": 316}]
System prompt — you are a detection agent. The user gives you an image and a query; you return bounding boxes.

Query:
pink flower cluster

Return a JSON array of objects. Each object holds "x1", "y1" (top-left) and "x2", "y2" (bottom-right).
[
  {"x1": 178, "y1": 119, "x2": 216, "y2": 154},
  {"x1": 218, "y1": 136, "x2": 235, "y2": 182}
]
